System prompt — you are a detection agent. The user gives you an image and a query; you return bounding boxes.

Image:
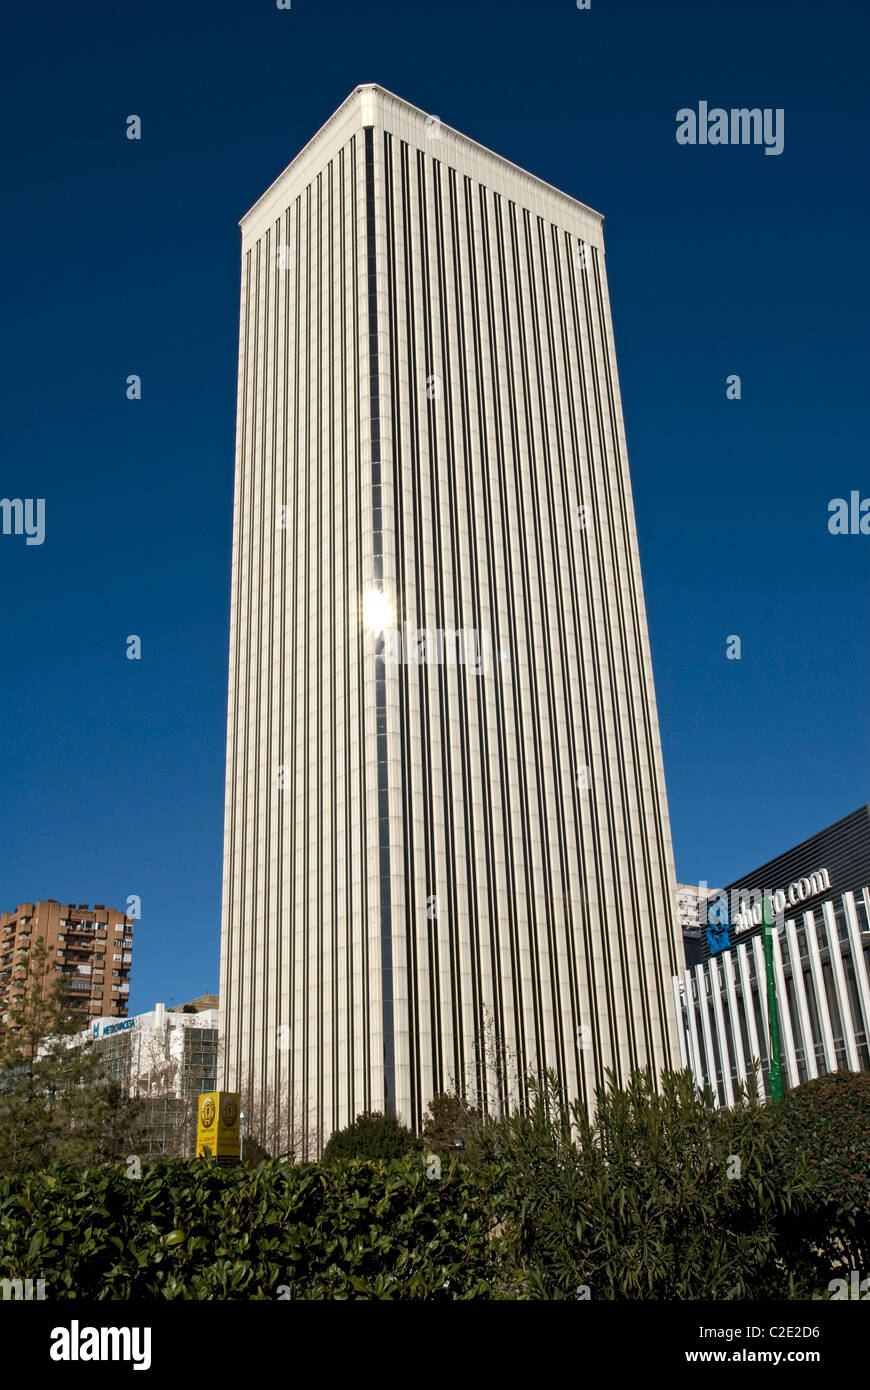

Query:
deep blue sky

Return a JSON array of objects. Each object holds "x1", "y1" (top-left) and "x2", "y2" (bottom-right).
[{"x1": 1, "y1": 0, "x2": 867, "y2": 1013}]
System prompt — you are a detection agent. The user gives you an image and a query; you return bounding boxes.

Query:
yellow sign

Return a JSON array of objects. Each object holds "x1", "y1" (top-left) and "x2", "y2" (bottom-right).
[{"x1": 196, "y1": 1091, "x2": 240, "y2": 1159}]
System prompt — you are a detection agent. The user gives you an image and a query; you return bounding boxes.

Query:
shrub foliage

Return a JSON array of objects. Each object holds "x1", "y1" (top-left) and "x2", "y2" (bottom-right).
[
  {"x1": 0, "y1": 1156, "x2": 506, "y2": 1299},
  {"x1": 323, "y1": 1110, "x2": 422, "y2": 1162},
  {"x1": 0, "y1": 1068, "x2": 867, "y2": 1299},
  {"x1": 476, "y1": 1068, "x2": 824, "y2": 1299},
  {"x1": 770, "y1": 1070, "x2": 870, "y2": 1284}
]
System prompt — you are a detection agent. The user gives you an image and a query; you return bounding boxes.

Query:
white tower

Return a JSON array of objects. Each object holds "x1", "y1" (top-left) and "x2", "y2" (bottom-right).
[{"x1": 220, "y1": 85, "x2": 682, "y2": 1152}]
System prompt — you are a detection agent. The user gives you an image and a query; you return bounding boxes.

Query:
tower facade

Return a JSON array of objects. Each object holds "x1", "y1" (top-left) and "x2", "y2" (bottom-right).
[{"x1": 220, "y1": 85, "x2": 682, "y2": 1150}]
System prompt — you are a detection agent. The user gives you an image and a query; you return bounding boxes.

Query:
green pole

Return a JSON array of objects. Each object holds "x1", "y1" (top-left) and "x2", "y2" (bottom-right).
[{"x1": 762, "y1": 896, "x2": 783, "y2": 1101}]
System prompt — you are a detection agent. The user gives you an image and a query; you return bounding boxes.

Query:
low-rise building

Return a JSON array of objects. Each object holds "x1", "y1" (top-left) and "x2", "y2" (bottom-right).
[
  {"x1": 88, "y1": 1000, "x2": 219, "y2": 1155},
  {"x1": 673, "y1": 806, "x2": 870, "y2": 1103}
]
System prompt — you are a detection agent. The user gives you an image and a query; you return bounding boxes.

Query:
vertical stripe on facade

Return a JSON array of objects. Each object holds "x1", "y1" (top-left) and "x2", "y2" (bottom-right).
[{"x1": 366, "y1": 125, "x2": 396, "y2": 1116}]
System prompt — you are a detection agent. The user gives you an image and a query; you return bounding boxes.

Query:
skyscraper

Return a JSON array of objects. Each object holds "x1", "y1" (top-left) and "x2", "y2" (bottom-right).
[{"x1": 220, "y1": 85, "x2": 683, "y2": 1150}]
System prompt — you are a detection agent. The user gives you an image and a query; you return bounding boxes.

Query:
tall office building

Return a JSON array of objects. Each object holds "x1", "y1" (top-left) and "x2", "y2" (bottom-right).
[{"x1": 220, "y1": 85, "x2": 683, "y2": 1150}]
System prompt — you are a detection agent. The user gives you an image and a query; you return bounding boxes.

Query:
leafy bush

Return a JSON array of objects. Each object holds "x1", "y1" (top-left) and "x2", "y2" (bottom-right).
[
  {"x1": 323, "y1": 1111, "x2": 422, "y2": 1162},
  {"x1": 769, "y1": 1070, "x2": 870, "y2": 1284},
  {"x1": 421, "y1": 1093, "x2": 488, "y2": 1157},
  {"x1": 0, "y1": 1156, "x2": 507, "y2": 1299},
  {"x1": 476, "y1": 1068, "x2": 820, "y2": 1299}
]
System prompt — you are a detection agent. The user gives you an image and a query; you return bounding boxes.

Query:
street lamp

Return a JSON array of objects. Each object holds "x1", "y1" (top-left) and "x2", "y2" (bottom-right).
[
  {"x1": 239, "y1": 1110, "x2": 247, "y2": 1162},
  {"x1": 761, "y1": 898, "x2": 783, "y2": 1101}
]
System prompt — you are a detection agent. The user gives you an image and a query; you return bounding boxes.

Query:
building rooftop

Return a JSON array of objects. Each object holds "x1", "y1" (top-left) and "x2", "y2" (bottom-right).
[
  {"x1": 168, "y1": 993, "x2": 219, "y2": 1014},
  {"x1": 240, "y1": 83, "x2": 603, "y2": 235}
]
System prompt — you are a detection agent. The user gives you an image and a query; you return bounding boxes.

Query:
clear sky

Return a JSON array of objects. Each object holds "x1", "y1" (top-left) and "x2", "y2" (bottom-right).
[{"x1": 1, "y1": 0, "x2": 867, "y2": 1014}]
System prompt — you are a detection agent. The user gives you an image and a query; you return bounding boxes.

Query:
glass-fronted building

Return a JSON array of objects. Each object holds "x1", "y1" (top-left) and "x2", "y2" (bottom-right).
[{"x1": 88, "y1": 1000, "x2": 219, "y2": 1154}]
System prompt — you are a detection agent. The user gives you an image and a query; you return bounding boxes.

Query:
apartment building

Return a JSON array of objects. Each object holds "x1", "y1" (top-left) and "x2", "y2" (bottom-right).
[{"x1": 0, "y1": 900, "x2": 133, "y2": 1026}]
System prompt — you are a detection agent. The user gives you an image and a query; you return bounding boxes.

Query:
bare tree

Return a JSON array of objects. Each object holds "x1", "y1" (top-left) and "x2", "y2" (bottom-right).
[
  {"x1": 237, "y1": 1079, "x2": 324, "y2": 1162},
  {"x1": 126, "y1": 1025, "x2": 194, "y2": 1158},
  {"x1": 447, "y1": 1005, "x2": 526, "y2": 1121}
]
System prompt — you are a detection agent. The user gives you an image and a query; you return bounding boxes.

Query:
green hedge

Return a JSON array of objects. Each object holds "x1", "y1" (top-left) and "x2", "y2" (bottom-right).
[
  {"x1": 0, "y1": 1157, "x2": 507, "y2": 1300},
  {"x1": 1, "y1": 1068, "x2": 867, "y2": 1300}
]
